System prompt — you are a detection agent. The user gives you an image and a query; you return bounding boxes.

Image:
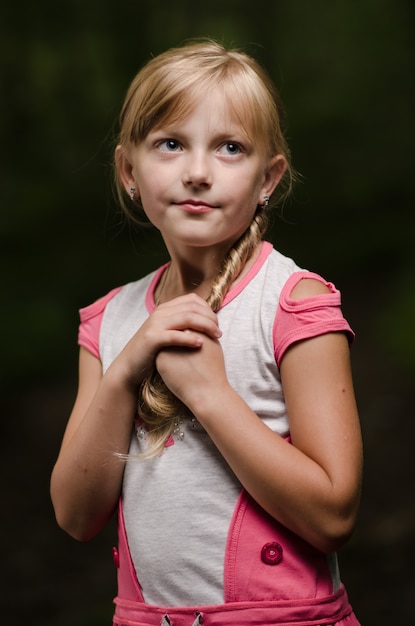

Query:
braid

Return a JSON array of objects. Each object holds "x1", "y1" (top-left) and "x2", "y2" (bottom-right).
[
  {"x1": 207, "y1": 208, "x2": 268, "y2": 311},
  {"x1": 137, "y1": 206, "x2": 268, "y2": 457}
]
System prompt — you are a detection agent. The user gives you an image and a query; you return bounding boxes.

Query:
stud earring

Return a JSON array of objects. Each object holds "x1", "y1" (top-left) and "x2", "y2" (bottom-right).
[
  {"x1": 129, "y1": 187, "x2": 136, "y2": 201},
  {"x1": 263, "y1": 195, "x2": 270, "y2": 207}
]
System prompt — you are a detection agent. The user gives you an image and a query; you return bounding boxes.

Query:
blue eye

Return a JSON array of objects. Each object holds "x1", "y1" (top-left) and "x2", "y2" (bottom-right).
[
  {"x1": 220, "y1": 142, "x2": 242, "y2": 155},
  {"x1": 159, "y1": 139, "x2": 181, "y2": 152}
]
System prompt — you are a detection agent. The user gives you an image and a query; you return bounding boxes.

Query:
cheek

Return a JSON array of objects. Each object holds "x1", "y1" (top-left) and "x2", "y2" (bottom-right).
[
  {"x1": 142, "y1": 165, "x2": 175, "y2": 195},
  {"x1": 135, "y1": 181, "x2": 162, "y2": 224},
  {"x1": 241, "y1": 179, "x2": 264, "y2": 208},
  {"x1": 238, "y1": 165, "x2": 265, "y2": 193},
  {"x1": 134, "y1": 171, "x2": 163, "y2": 206}
]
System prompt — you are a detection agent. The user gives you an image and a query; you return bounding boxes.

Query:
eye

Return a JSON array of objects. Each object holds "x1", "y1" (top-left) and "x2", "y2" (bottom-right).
[
  {"x1": 219, "y1": 142, "x2": 243, "y2": 156},
  {"x1": 158, "y1": 139, "x2": 181, "y2": 152}
]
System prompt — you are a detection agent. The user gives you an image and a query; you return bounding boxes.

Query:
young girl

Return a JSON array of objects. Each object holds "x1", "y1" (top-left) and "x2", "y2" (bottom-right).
[{"x1": 51, "y1": 40, "x2": 363, "y2": 625}]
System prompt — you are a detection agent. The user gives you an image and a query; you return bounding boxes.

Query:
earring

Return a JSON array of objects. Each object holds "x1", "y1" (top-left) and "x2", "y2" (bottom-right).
[
  {"x1": 262, "y1": 195, "x2": 270, "y2": 207},
  {"x1": 129, "y1": 187, "x2": 136, "y2": 201}
]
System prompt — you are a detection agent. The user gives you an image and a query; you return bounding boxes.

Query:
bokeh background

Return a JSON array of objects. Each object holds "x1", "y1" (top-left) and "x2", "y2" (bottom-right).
[{"x1": 1, "y1": 1, "x2": 414, "y2": 624}]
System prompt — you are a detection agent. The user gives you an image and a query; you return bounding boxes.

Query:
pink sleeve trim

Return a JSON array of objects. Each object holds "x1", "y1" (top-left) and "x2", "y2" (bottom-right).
[
  {"x1": 273, "y1": 271, "x2": 355, "y2": 367},
  {"x1": 78, "y1": 287, "x2": 123, "y2": 359}
]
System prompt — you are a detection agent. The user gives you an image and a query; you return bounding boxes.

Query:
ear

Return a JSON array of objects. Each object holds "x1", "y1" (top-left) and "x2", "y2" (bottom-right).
[
  {"x1": 115, "y1": 145, "x2": 139, "y2": 196},
  {"x1": 259, "y1": 155, "x2": 287, "y2": 204}
]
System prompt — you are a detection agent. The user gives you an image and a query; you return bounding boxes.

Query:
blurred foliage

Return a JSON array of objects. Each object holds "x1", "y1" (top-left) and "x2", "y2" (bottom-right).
[
  {"x1": 1, "y1": 0, "x2": 414, "y2": 385},
  {"x1": 1, "y1": 1, "x2": 414, "y2": 624}
]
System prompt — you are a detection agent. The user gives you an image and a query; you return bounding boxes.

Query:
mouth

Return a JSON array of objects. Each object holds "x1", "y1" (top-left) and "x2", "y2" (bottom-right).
[{"x1": 175, "y1": 199, "x2": 217, "y2": 213}]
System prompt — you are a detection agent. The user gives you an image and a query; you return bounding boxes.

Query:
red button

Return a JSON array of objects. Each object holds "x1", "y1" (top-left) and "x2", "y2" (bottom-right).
[
  {"x1": 112, "y1": 547, "x2": 120, "y2": 568},
  {"x1": 261, "y1": 542, "x2": 283, "y2": 565}
]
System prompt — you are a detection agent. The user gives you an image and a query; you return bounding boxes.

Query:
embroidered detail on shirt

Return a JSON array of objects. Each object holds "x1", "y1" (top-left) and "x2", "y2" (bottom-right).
[
  {"x1": 135, "y1": 418, "x2": 148, "y2": 442},
  {"x1": 172, "y1": 417, "x2": 185, "y2": 441},
  {"x1": 134, "y1": 416, "x2": 203, "y2": 448}
]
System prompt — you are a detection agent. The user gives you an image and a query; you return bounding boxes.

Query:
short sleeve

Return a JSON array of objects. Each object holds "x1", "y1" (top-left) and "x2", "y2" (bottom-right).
[
  {"x1": 273, "y1": 271, "x2": 355, "y2": 367},
  {"x1": 78, "y1": 287, "x2": 122, "y2": 359}
]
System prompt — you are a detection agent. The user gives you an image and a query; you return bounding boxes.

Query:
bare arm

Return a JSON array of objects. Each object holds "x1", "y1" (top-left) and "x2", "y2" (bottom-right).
[
  {"x1": 156, "y1": 281, "x2": 363, "y2": 553},
  {"x1": 50, "y1": 347, "x2": 138, "y2": 541},
  {"x1": 50, "y1": 294, "x2": 222, "y2": 541}
]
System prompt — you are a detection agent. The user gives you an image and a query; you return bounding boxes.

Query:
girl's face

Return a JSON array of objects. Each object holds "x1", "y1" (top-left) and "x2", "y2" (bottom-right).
[{"x1": 118, "y1": 89, "x2": 285, "y2": 257}]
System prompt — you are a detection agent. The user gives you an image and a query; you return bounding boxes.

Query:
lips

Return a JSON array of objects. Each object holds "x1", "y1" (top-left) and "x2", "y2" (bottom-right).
[{"x1": 176, "y1": 199, "x2": 217, "y2": 213}]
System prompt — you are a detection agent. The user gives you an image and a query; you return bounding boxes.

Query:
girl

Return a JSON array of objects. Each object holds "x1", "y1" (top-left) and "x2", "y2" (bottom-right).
[{"x1": 51, "y1": 40, "x2": 363, "y2": 625}]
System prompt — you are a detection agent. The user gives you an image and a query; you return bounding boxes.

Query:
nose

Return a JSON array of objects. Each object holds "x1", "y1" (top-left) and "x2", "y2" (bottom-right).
[{"x1": 182, "y1": 151, "x2": 212, "y2": 188}]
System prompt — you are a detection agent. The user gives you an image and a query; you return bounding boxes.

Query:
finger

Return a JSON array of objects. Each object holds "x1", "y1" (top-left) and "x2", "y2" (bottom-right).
[
  {"x1": 159, "y1": 329, "x2": 207, "y2": 348},
  {"x1": 157, "y1": 293, "x2": 218, "y2": 320},
  {"x1": 154, "y1": 305, "x2": 221, "y2": 339}
]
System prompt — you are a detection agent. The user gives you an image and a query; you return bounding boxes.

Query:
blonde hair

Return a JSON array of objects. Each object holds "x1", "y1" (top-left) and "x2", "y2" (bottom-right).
[{"x1": 115, "y1": 40, "x2": 294, "y2": 456}]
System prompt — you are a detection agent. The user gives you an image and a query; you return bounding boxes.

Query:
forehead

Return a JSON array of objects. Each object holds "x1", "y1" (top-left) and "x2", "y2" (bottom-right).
[{"x1": 156, "y1": 83, "x2": 260, "y2": 141}]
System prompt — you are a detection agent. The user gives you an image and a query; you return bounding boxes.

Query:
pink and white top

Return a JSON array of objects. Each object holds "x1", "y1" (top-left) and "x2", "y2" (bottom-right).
[{"x1": 77, "y1": 241, "x2": 354, "y2": 607}]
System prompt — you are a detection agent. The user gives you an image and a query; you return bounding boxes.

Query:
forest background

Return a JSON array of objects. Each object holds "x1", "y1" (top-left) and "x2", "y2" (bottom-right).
[{"x1": 1, "y1": 1, "x2": 414, "y2": 624}]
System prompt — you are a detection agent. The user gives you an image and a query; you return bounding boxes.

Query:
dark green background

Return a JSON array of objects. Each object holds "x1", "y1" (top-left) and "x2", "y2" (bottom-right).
[{"x1": 1, "y1": 1, "x2": 414, "y2": 623}]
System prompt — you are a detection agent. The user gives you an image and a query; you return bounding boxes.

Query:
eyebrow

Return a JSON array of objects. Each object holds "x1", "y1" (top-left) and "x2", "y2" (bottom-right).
[{"x1": 150, "y1": 123, "x2": 253, "y2": 145}]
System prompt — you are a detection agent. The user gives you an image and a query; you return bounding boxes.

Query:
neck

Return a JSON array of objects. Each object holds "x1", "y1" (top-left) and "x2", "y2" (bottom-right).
[
  {"x1": 159, "y1": 254, "x2": 221, "y2": 303},
  {"x1": 155, "y1": 240, "x2": 263, "y2": 305}
]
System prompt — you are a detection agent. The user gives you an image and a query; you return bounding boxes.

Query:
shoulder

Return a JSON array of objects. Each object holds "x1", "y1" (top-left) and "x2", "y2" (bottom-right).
[
  {"x1": 280, "y1": 271, "x2": 336, "y2": 301},
  {"x1": 78, "y1": 287, "x2": 123, "y2": 359},
  {"x1": 79, "y1": 287, "x2": 123, "y2": 324},
  {"x1": 273, "y1": 271, "x2": 354, "y2": 367},
  {"x1": 263, "y1": 248, "x2": 338, "y2": 302},
  {"x1": 77, "y1": 267, "x2": 161, "y2": 357},
  {"x1": 288, "y1": 276, "x2": 332, "y2": 299},
  {"x1": 266, "y1": 246, "x2": 303, "y2": 278}
]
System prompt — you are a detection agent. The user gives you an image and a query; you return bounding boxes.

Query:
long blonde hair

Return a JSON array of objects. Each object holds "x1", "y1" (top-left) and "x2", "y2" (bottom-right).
[{"x1": 114, "y1": 40, "x2": 295, "y2": 456}]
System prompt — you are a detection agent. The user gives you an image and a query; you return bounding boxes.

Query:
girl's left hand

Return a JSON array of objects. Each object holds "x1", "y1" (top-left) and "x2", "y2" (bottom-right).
[{"x1": 155, "y1": 333, "x2": 229, "y2": 412}]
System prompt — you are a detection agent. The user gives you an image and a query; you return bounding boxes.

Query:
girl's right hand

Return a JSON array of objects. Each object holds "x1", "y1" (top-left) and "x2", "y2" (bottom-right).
[
  {"x1": 50, "y1": 293, "x2": 221, "y2": 541},
  {"x1": 115, "y1": 293, "x2": 222, "y2": 389}
]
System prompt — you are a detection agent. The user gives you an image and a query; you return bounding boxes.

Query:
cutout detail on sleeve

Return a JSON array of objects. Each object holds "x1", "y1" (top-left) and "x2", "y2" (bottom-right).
[{"x1": 273, "y1": 272, "x2": 354, "y2": 367}]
